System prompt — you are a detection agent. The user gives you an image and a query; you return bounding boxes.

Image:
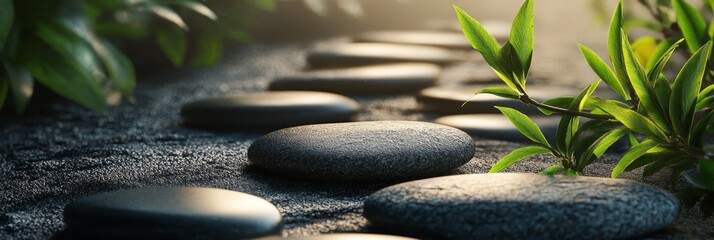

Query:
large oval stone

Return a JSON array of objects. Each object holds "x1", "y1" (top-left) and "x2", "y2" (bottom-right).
[
  {"x1": 364, "y1": 173, "x2": 680, "y2": 240},
  {"x1": 417, "y1": 85, "x2": 580, "y2": 114},
  {"x1": 248, "y1": 121, "x2": 476, "y2": 182},
  {"x1": 181, "y1": 91, "x2": 359, "y2": 130},
  {"x1": 64, "y1": 187, "x2": 282, "y2": 239},
  {"x1": 434, "y1": 114, "x2": 560, "y2": 142},
  {"x1": 354, "y1": 31, "x2": 472, "y2": 49},
  {"x1": 307, "y1": 43, "x2": 464, "y2": 69},
  {"x1": 270, "y1": 63, "x2": 440, "y2": 95}
]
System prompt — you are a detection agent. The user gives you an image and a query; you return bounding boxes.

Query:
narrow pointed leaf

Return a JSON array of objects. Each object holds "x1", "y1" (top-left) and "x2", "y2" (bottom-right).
[
  {"x1": 612, "y1": 139, "x2": 660, "y2": 178},
  {"x1": 93, "y1": 38, "x2": 135, "y2": 96},
  {"x1": 27, "y1": 58, "x2": 106, "y2": 112},
  {"x1": 647, "y1": 38, "x2": 683, "y2": 83},
  {"x1": 579, "y1": 44, "x2": 628, "y2": 100},
  {"x1": 149, "y1": 4, "x2": 188, "y2": 31},
  {"x1": 0, "y1": 74, "x2": 7, "y2": 110},
  {"x1": 191, "y1": 28, "x2": 223, "y2": 66},
  {"x1": 690, "y1": 110, "x2": 714, "y2": 146},
  {"x1": 2, "y1": 62, "x2": 33, "y2": 112},
  {"x1": 496, "y1": 106, "x2": 551, "y2": 147},
  {"x1": 699, "y1": 84, "x2": 714, "y2": 100},
  {"x1": 454, "y1": 5, "x2": 504, "y2": 80},
  {"x1": 490, "y1": 146, "x2": 552, "y2": 173},
  {"x1": 0, "y1": 0, "x2": 13, "y2": 48},
  {"x1": 599, "y1": 102, "x2": 669, "y2": 141},
  {"x1": 622, "y1": 29, "x2": 671, "y2": 132},
  {"x1": 578, "y1": 128, "x2": 628, "y2": 169},
  {"x1": 475, "y1": 86, "x2": 519, "y2": 99},
  {"x1": 174, "y1": 1, "x2": 217, "y2": 21},
  {"x1": 696, "y1": 96, "x2": 714, "y2": 111},
  {"x1": 608, "y1": 1, "x2": 630, "y2": 93},
  {"x1": 654, "y1": 75, "x2": 672, "y2": 112},
  {"x1": 156, "y1": 26, "x2": 187, "y2": 67},
  {"x1": 646, "y1": 38, "x2": 682, "y2": 72},
  {"x1": 672, "y1": 0, "x2": 708, "y2": 52},
  {"x1": 508, "y1": 0, "x2": 534, "y2": 78},
  {"x1": 670, "y1": 41, "x2": 712, "y2": 137}
]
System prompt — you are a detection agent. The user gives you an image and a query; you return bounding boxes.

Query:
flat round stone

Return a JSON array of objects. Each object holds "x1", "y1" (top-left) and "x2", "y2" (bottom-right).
[
  {"x1": 307, "y1": 43, "x2": 464, "y2": 69},
  {"x1": 364, "y1": 173, "x2": 680, "y2": 239},
  {"x1": 416, "y1": 85, "x2": 580, "y2": 114},
  {"x1": 269, "y1": 63, "x2": 440, "y2": 95},
  {"x1": 64, "y1": 187, "x2": 282, "y2": 239},
  {"x1": 248, "y1": 121, "x2": 475, "y2": 182},
  {"x1": 259, "y1": 233, "x2": 416, "y2": 240},
  {"x1": 354, "y1": 31, "x2": 472, "y2": 49},
  {"x1": 434, "y1": 114, "x2": 559, "y2": 141},
  {"x1": 425, "y1": 20, "x2": 510, "y2": 41},
  {"x1": 181, "y1": 91, "x2": 359, "y2": 130}
]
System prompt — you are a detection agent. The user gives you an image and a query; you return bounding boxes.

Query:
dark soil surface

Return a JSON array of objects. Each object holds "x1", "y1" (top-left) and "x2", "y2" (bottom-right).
[{"x1": 2, "y1": 40, "x2": 713, "y2": 239}]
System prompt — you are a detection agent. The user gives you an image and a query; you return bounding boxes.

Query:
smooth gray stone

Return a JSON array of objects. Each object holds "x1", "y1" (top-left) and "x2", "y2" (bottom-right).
[
  {"x1": 416, "y1": 85, "x2": 580, "y2": 114},
  {"x1": 258, "y1": 233, "x2": 417, "y2": 240},
  {"x1": 434, "y1": 114, "x2": 560, "y2": 142},
  {"x1": 307, "y1": 43, "x2": 465, "y2": 69},
  {"x1": 181, "y1": 91, "x2": 359, "y2": 130},
  {"x1": 248, "y1": 121, "x2": 475, "y2": 182},
  {"x1": 425, "y1": 20, "x2": 510, "y2": 42},
  {"x1": 354, "y1": 31, "x2": 472, "y2": 49},
  {"x1": 64, "y1": 187, "x2": 282, "y2": 239},
  {"x1": 270, "y1": 63, "x2": 440, "y2": 95},
  {"x1": 364, "y1": 173, "x2": 680, "y2": 240}
]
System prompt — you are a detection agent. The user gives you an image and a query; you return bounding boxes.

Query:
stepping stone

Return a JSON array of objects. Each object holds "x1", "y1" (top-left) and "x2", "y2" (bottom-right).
[
  {"x1": 248, "y1": 121, "x2": 475, "y2": 182},
  {"x1": 64, "y1": 187, "x2": 282, "y2": 239},
  {"x1": 259, "y1": 233, "x2": 417, "y2": 240},
  {"x1": 364, "y1": 173, "x2": 680, "y2": 240},
  {"x1": 307, "y1": 43, "x2": 465, "y2": 69},
  {"x1": 354, "y1": 31, "x2": 472, "y2": 49},
  {"x1": 434, "y1": 114, "x2": 560, "y2": 142},
  {"x1": 425, "y1": 20, "x2": 510, "y2": 42},
  {"x1": 269, "y1": 63, "x2": 441, "y2": 95},
  {"x1": 416, "y1": 85, "x2": 580, "y2": 114},
  {"x1": 181, "y1": 91, "x2": 359, "y2": 130}
]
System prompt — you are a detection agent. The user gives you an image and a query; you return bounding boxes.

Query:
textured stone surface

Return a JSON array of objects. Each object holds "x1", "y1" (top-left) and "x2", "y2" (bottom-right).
[
  {"x1": 259, "y1": 233, "x2": 416, "y2": 240},
  {"x1": 307, "y1": 43, "x2": 466, "y2": 68},
  {"x1": 417, "y1": 85, "x2": 580, "y2": 114},
  {"x1": 269, "y1": 63, "x2": 440, "y2": 95},
  {"x1": 248, "y1": 121, "x2": 475, "y2": 182},
  {"x1": 63, "y1": 187, "x2": 281, "y2": 239},
  {"x1": 364, "y1": 173, "x2": 681, "y2": 240},
  {"x1": 181, "y1": 91, "x2": 359, "y2": 130},
  {"x1": 354, "y1": 31, "x2": 472, "y2": 49},
  {"x1": 434, "y1": 114, "x2": 560, "y2": 141}
]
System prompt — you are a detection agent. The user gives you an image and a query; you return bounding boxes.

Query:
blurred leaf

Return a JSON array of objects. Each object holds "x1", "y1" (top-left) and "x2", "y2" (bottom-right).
[
  {"x1": 691, "y1": 110, "x2": 714, "y2": 147},
  {"x1": 35, "y1": 22, "x2": 105, "y2": 82},
  {"x1": 254, "y1": 0, "x2": 276, "y2": 11},
  {"x1": 0, "y1": 72, "x2": 7, "y2": 110},
  {"x1": 156, "y1": 26, "x2": 187, "y2": 67},
  {"x1": 303, "y1": 0, "x2": 329, "y2": 17},
  {"x1": 622, "y1": 29, "x2": 671, "y2": 132},
  {"x1": 541, "y1": 165, "x2": 565, "y2": 175},
  {"x1": 336, "y1": 0, "x2": 364, "y2": 17},
  {"x1": 0, "y1": 0, "x2": 13, "y2": 48},
  {"x1": 191, "y1": 28, "x2": 223, "y2": 66},
  {"x1": 670, "y1": 41, "x2": 712, "y2": 137},
  {"x1": 2, "y1": 62, "x2": 33, "y2": 112},
  {"x1": 26, "y1": 57, "x2": 106, "y2": 112},
  {"x1": 608, "y1": 1, "x2": 630, "y2": 96},
  {"x1": 508, "y1": 0, "x2": 534, "y2": 81},
  {"x1": 174, "y1": 0, "x2": 217, "y2": 21},
  {"x1": 624, "y1": 18, "x2": 662, "y2": 31},
  {"x1": 612, "y1": 139, "x2": 660, "y2": 178},
  {"x1": 599, "y1": 102, "x2": 669, "y2": 141},
  {"x1": 93, "y1": 38, "x2": 135, "y2": 95},
  {"x1": 672, "y1": 0, "x2": 708, "y2": 52},
  {"x1": 496, "y1": 106, "x2": 551, "y2": 147},
  {"x1": 490, "y1": 146, "x2": 552, "y2": 173},
  {"x1": 632, "y1": 36, "x2": 658, "y2": 68},
  {"x1": 579, "y1": 44, "x2": 628, "y2": 100},
  {"x1": 684, "y1": 166, "x2": 714, "y2": 191},
  {"x1": 149, "y1": 4, "x2": 188, "y2": 30},
  {"x1": 646, "y1": 38, "x2": 681, "y2": 72}
]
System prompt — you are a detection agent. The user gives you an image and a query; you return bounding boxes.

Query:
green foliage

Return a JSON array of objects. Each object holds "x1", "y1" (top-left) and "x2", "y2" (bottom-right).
[{"x1": 456, "y1": 0, "x2": 714, "y2": 214}]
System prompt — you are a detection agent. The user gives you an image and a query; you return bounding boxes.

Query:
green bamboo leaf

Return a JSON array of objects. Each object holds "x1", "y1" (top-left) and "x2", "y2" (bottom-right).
[
  {"x1": 35, "y1": 23, "x2": 106, "y2": 84},
  {"x1": 0, "y1": 73, "x2": 7, "y2": 110},
  {"x1": 26, "y1": 57, "x2": 106, "y2": 112},
  {"x1": 599, "y1": 102, "x2": 669, "y2": 141},
  {"x1": 541, "y1": 165, "x2": 565, "y2": 175},
  {"x1": 490, "y1": 146, "x2": 552, "y2": 173},
  {"x1": 612, "y1": 139, "x2": 660, "y2": 178},
  {"x1": 174, "y1": 1, "x2": 217, "y2": 21},
  {"x1": 672, "y1": 0, "x2": 708, "y2": 52},
  {"x1": 2, "y1": 62, "x2": 33, "y2": 112},
  {"x1": 621, "y1": 29, "x2": 671, "y2": 132},
  {"x1": 496, "y1": 106, "x2": 551, "y2": 147},
  {"x1": 475, "y1": 86, "x2": 519, "y2": 99},
  {"x1": 156, "y1": 26, "x2": 187, "y2": 67},
  {"x1": 646, "y1": 38, "x2": 682, "y2": 72},
  {"x1": 93, "y1": 38, "x2": 135, "y2": 96},
  {"x1": 578, "y1": 128, "x2": 627, "y2": 169},
  {"x1": 578, "y1": 44, "x2": 628, "y2": 100},
  {"x1": 508, "y1": 0, "x2": 534, "y2": 80},
  {"x1": 647, "y1": 38, "x2": 683, "y2": 83},
  {"x1": 191, "y1": 28, "x2": 223, "y2": 66},
  {"x1": 690, "y1": 110, "x2": 714, "y2": 147},
  {"x1": 149, "y1": 4, "x2": 188, "y2": 31},
  {"x1": 695, "y1": 96, "x2": 714, "y2": 111},
  {"x1": 654, "y1": 75, "x2": 672, "y2": 115},
  {"x1": 0, "y1": 0, "x2": 12, "y2": 48},
  {"x1": 608, "y1": 1, "x2": 630, "y2": 95},
  {"x1": 454, "y1": 5, "x2": 510, "y2": 87},
  {"x1": 699, "y1": 84, "x2": 714, "y2": 100},
  {"x1": 625, "y1": 149, "x2": 679, "y2": 172},
  {"x1": 555, "y1": 115, "x2": 578, "y2": 154},
  {"x1": 670, "y1": 41, "x2": 712, "y2": 137}
]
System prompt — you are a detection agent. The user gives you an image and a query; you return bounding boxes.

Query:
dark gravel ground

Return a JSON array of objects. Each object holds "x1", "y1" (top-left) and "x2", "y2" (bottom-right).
[{"x1": 1, "y1": 40, "x2": 713, "y2": 239}]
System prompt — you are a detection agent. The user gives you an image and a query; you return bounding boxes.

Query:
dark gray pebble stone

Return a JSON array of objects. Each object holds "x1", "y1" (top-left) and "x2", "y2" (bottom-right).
[
  {"x1": 354, "y1": 31, "x2": 472, "y2": 49},
  {"x1": 364, "y1": 173, "x2": 680, "y2": 240},
  {"x1": 181, "y1": 91, "x2": 359, "y2": 130},
  {"x1": 416, "y1": 85, "x2": 580, "y2": 114},
  {"x1": 64, "y1": 187, "x2": 282, "y2": 239},
  {"x1": 270, "y1": 63, "x2": 440, "y2": 95},
  {"x1": 434, "y1": 114, "x2": 560, "y2": 141},
  {"x1": 307, "y1": 43, "x2": 465, "y2": 69},
  {"x1": 248, "y1": 121, "x2": 476, "y2": 182}
]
